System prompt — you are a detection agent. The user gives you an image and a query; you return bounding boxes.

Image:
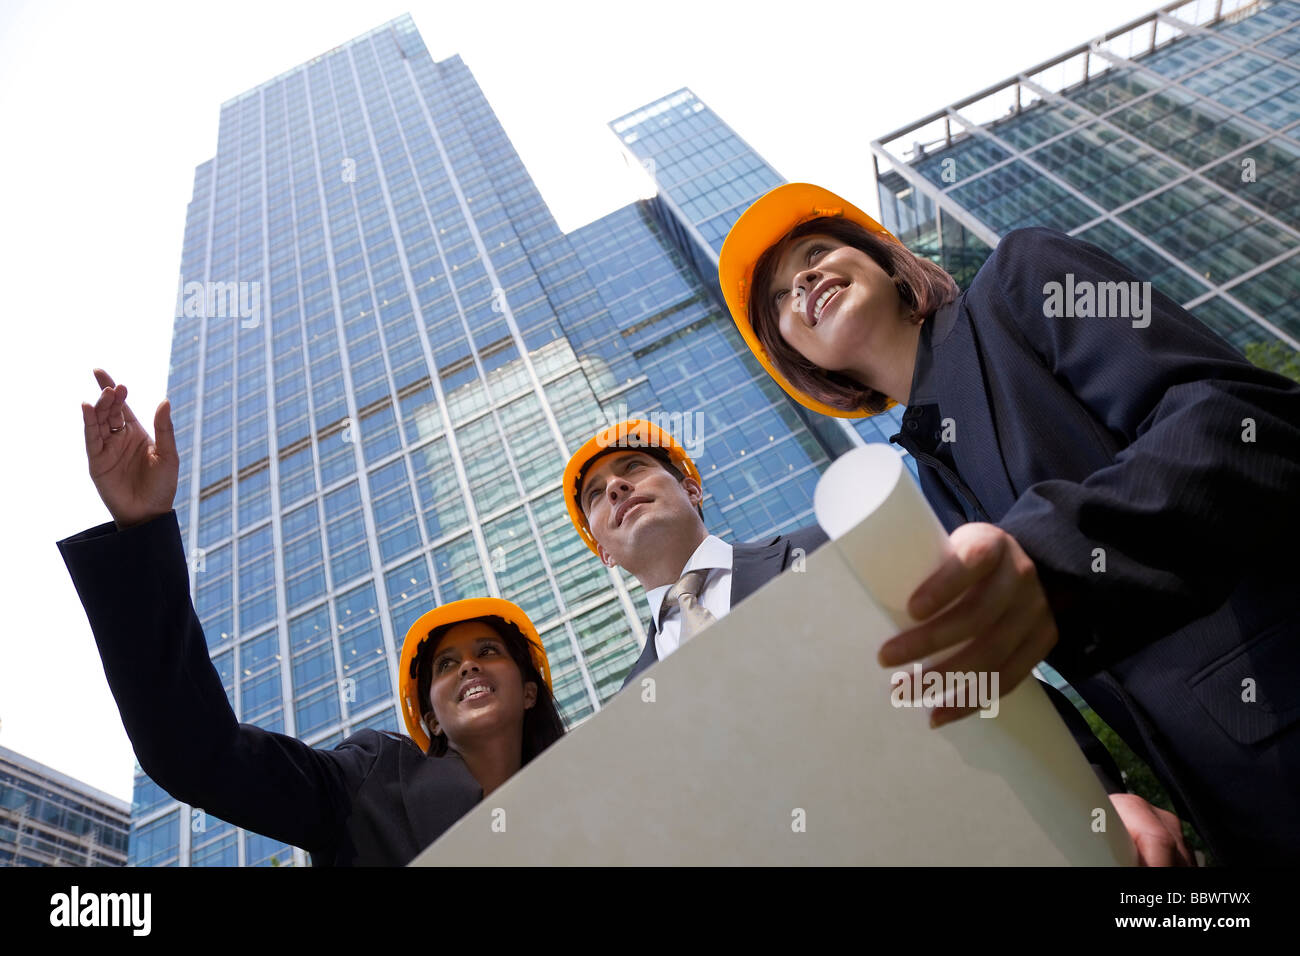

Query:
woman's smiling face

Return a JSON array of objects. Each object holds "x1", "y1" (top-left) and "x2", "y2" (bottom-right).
[
  {"x1": 425, "y1": 621, "x2": 536, "y2": 747},
  {"x1": 765, "y1": 233, "x2": 913, "y2": 386}
]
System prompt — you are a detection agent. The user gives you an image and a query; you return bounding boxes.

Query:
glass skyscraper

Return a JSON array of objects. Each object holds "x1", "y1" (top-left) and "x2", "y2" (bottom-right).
[
  {"x1": 1, "y1": 745, "x2": 130, "y2": 867},
  {"x1": 134, "y1": 15, "x2": 902, "y2": 866},
  {"x1": 872, "y1": 0, "x2": 1300, "y2": 352}
]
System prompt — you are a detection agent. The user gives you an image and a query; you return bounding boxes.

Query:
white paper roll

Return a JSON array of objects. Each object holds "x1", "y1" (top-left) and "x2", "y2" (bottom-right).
[{"x1": 814, "y1": 445, "x2": 952, "y2": 628}]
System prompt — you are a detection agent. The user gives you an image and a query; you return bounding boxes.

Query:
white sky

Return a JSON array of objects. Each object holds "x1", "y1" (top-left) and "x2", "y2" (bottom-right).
[{"x1": 0, "y1": 0, "x2": 1164, "y2": 804}]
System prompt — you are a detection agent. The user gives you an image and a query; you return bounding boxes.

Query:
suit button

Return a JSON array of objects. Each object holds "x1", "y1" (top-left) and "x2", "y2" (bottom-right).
[{"x1": 905, "y1": 420, "x2": 918, "y2": 432}]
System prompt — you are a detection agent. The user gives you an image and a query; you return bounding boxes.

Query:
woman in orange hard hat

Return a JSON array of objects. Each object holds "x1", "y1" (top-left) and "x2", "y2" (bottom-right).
[
  {"x1": 58, "y1": 369, "x2": 565, "y2": 866},
  {"x1": 717, "y1": 182, "x2": 1300, "y2": 865}
]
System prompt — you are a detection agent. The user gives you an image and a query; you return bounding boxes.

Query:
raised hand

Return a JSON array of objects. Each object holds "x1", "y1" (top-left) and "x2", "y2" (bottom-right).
[{"x1": 81, "y1": 368, "x2": 180, "y2": 529}]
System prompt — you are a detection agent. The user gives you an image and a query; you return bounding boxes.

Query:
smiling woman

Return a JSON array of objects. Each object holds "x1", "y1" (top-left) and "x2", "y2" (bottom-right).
[
  {"x1": 718, "y1": 182, "x2": 1300, "y2": 865},
  {"x1": 400, "y1": 599, "x2": 563, "y2": 780},
  {"x1": 57, "y1": 368, "x2": 566, "y2": 866},
  {"x1": 747, "y1": 214, "x2": 958, "y2": 416}
]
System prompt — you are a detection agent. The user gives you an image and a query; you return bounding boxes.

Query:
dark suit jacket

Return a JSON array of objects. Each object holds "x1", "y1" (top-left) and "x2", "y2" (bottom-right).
[
  {"x1": 891, "y1": 227, "x2": 1300, "y2": 864},
  {"x1": 618, "y1": 524, "x2": 1125, "y2": 793},
  {"x1": 57, "y1": 512, "x2": 481, "y2": 866}
]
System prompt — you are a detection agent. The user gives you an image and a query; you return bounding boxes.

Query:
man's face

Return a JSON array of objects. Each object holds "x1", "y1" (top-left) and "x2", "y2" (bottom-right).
[{"x1": 579, "y1": 450, "x2": 703, "y2": 569}]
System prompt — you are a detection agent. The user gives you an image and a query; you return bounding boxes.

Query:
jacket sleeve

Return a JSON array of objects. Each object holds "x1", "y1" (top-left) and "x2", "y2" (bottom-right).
[
  {"x1": 56, "y1": 511, "x2": 382, "y2": 855},
  {"x1": 982, "y1": 227, "x2": 1300, "y2": 675}
]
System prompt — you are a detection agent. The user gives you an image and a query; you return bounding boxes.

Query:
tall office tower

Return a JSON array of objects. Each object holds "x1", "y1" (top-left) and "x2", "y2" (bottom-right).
[
  {"x1": 134, "y1": 15, "x2": 902, "y2": 866},
  {"x1": 872, "y1": 0, "x2": 1299, "y2": 352},
  {"x1": 0, "y1": 745, "x2": 130, "y2": 866}
]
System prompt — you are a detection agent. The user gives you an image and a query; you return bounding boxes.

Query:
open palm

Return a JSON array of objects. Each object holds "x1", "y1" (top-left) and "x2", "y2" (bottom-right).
[{"x1": 81, "y1": 368, "x2": 180, "y2": 529}]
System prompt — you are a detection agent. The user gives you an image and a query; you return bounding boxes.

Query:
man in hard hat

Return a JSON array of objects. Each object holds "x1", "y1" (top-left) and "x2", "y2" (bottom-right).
[
  {"x1": 563, "y1": 419, "x2": 1194, "y2": 864},
  {"x1": 562, "y1": 419, "x2": 823, "y2": 689}
]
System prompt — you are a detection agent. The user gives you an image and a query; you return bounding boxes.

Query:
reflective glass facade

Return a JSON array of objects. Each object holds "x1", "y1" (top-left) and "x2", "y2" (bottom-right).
[
  {"x1": 136, "y1": 16, "x2": 913, "y2": 866},
  {"x1": 1, "y1": 745, "x2": 130, "y2": 867},
  {"x1": 873, "y1": 0, "x2": 1300, "y2": 352}
]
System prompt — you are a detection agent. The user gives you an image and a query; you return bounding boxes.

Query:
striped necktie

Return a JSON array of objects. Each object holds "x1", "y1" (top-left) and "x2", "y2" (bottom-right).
[{"x1": 660, "y1": 568, "x2": 717, "y2": 644}]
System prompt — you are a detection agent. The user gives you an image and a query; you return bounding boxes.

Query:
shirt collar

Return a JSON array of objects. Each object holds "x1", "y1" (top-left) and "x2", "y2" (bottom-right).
[
  {"x1": 906, "y1": 299, "x2": 960, "y2": 407},
  {"x1": 645, "y1": 534, "x2": 733, "y2": 626}
]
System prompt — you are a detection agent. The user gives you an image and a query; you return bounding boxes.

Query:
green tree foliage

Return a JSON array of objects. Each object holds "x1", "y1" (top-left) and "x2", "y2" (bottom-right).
[{"x1": 1245, "y1": 339, "x2": 1300, "y2": 384}]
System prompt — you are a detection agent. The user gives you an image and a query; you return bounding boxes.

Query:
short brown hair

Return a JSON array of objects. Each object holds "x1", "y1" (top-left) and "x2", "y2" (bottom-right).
[{"x1": 747, "y1": 217, "x2": 959, "y2": 414}]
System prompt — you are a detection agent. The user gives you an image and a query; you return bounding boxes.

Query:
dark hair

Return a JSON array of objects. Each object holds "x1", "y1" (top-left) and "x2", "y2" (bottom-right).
[
  {"x1": 392, "y1": 616, "x2": 565, "y2": 764},
  {"x1": 748, "y1": 217, "x2": 959, "y2": 414},
  {"x1": 579, "y1": 446, "x2": 705, "y2": 522}
]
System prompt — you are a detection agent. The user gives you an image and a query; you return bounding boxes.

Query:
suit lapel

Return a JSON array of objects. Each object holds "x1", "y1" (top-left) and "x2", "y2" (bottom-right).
[
  {"x1": 621, "y1": 619, "x2": 660, "y2": 689},
  {"x1": 397, "y1": 745, "x2": 482, "y2": 857},
  {"x1": 634, "y1": 620, "x2": 660, "y2": 672},
  {"x1": 730, "y1": 538, "x2": 788, "y2": 606},
  {"x1": 937, "y1": 304, "x2": 1019, "y2": 520}
]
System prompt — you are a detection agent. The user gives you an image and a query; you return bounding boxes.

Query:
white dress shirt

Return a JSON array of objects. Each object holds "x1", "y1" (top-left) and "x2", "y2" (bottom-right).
[{"x1": 644, "y1": 535, "x2": 734, "y2": 661}]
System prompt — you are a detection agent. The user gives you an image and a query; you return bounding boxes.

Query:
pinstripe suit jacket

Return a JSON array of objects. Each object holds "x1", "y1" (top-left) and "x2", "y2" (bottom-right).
[{"x1": 890, "y1": 227, "x2": 1300, "y2": 864}]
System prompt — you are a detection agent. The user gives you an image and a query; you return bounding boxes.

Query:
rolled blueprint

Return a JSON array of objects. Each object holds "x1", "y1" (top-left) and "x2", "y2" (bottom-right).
[{"x1": 814, "y1": 445, "x2": 950, "y2": 628}]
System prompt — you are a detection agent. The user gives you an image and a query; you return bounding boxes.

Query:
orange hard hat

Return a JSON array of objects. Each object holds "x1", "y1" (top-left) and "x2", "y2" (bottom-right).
[
  {"x1": 398, "y1": 597, "x2": 552, "y2": 754},
  {"x1": 562, "y1": 419, "x2": 703, "y2": 556},
  {"x1": 717, "y1": 182, "x2": 902, "y2": 418}
]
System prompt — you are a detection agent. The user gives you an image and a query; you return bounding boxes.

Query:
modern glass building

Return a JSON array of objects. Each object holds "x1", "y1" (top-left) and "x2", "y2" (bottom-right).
[
  {"x1": 0, "y1": 745, "x2": 130, "y2": 866},
  {"x1": 872, "y1": 0, "x2": 1300, "y2": 352},
  {"x1": 135, "y1": 15, "x2": 904, "y2": 866}
]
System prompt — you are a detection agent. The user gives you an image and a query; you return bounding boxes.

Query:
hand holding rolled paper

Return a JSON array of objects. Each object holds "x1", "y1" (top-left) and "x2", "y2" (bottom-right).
[
  {"x1": 813, "y1": 446, "x2": 1058, "y2": 728},
  {"x1": 878, "y1": 521, "x2": 1059, "y2": 728}
]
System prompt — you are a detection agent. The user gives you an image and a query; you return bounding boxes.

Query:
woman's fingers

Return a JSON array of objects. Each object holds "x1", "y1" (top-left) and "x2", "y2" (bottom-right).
[
  {"x1": 108, "y1": 384, "x2": 129, "y2": 429},
  {"x1": 935, "y1": 607, "x2": 1056, "y2": 726},
  {"x1": 92, "y1": 384, "x2": 117, "y2": 419},
  {"x1": 84, "y1": 372, "x2": 137, "y2": 475},
  {"x1": 81, "y1": 401, "x2": 104, "y2": 456},
  {"x1": 119, "y1": 387, "x2": 139, "y2": 425},
  {"x1": 153, "y1": 400, "x2": 177, "y2": 461},
  {"x1": 883, "y1": 524, "x2": 1011, "y2": 667},
  {"x1": 926, "y1": 609, "x2": 1023, "y2": 683},
  {"x1": 924, "y1": 615, "x2": 1033, "y2": 728},
  {"x1": 89, "y1": 370, "x2": 135, "y2": 432},
  {"x1": 884, "y1": 555, "x2": 1022, "y2": 666},
  {"x1": 90, "y1": 385, "x2": 129, "y2": 433},
  {"x1": 907, "y1": 523, "x2": 1004, "y2": 619}
]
